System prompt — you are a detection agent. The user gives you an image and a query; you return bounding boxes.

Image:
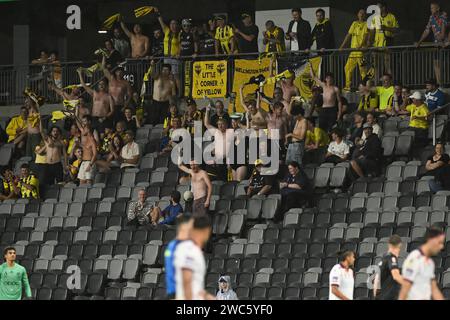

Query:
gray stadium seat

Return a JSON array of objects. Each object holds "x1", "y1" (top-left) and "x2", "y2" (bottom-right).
[
  {"x1": 329, "y1": 166, "x2": 347, "y2": 188},
  {"x1": 20, "y1": 216, "x2": 35, "y2": 231},
  {"x1": 54, "y1": 203, "x2": 69, "y2": 217},
  {"x1": 73, "y1": 188, "x2": 88, "y2": 203},
  {"x1": 394, "y1": 135, "x2": 412, "y2": 157},
  {"x1": 143, "y1": 243, "x2": 160, "y2": 266},
  {"x1": 227, "y1": 212, "x2": 245, "y2": 236},
  {"x1": 386, "y1": 165, "x2": 402, "y2": 179},
  {"x1": 262, "y1": 198, "x2": 279, "y2": 220},
  {"x1": 39, "y1": 203, "x2": 54, "y2": 217},
  {"x1": 247, "y1": 198, "x2": 263, "y2": 219},
  {"x1": 88, "y1": 187, "x2": 103, "y2": 201},
  {"x1": 49, "y1": 217, "x2": 64, "y2": 231},
  {"x1": 382, "y1": 136, "x2": 396, "y2": 157},
  {"x1": 123, "y1": 259, "x2": 140, "y2": 280},
  {"x1": 29, "y1": 231, "x2": 44, "y2": 244},
  {"x1": 59, "y1": 188, "x2": 74, "y2": 202},
  {"x1": 107, "y1": 259, "x2": 124, "y2": 281},
  {"x1": 314, "y1": 167, "x2": 331, "y2": 188}
]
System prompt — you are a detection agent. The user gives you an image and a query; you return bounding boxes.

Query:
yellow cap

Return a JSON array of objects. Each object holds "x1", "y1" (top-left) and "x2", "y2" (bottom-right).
[{"x1": 254, "y1": 159, "x2": 264, "y2": 166}]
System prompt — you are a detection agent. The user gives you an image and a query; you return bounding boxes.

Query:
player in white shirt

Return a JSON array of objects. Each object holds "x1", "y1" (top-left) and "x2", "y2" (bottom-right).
[
  {"x1": 329, "y1": 251, "x2": 356, "y2": 300},
  {"x1": 399, "y1": 227, "x2": 445, "y2": 300},
  {"x1": 174, "y1": 216, "x2": 214, "y2": 300}
]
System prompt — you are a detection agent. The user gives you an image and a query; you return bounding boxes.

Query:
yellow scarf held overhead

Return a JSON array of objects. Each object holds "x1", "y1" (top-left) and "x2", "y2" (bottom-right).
[
  {"x1": 134, "y1": 6, "x2": 155, "y2": 18},
  {"x1": 264, "y1": 70, "x2": 294, "y2": 85},
  {"x1": 102, "y1": 13, "x2": 121, "y2": 30}
]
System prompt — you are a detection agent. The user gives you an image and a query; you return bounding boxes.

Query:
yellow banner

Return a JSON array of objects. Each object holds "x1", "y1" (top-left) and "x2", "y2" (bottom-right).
[
  {"x1": 232, "y1": 58, "x2": 274, "y2": 113},
  {"x1": 233, "y1": 58, "x2": 275, "y2": 112},
  {"x1": 191, "y1": 60, "x2": 227, "y2": 99},
  {"x1": 294, "y1": 56, "x2": 322, "y2": 100}
]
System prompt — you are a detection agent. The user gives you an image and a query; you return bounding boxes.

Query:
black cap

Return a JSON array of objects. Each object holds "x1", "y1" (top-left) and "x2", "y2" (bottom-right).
[
  {"x1": 241, "y1": 13, "x2": 251, "y2": 20},
  {"x1": 214, "y1": 15, "x2": 225, "y2": 21}
]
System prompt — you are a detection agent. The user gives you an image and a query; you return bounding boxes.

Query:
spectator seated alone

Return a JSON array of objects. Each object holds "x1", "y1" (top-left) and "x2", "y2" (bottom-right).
[{"x1": 422, "y1": 143, "x2": 450, "y2": 177}]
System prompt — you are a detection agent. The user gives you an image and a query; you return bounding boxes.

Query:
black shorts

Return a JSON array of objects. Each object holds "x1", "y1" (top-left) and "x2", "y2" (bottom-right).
[
  {"x1": 91, "y1": 117, "x2": 113, "y2": 134},
  {"x1": 356, "y1": 158, "x2": 377, "y2": 175},
  {"x1": 45, "y1": 162, "x2": 64, "y2": 185}
]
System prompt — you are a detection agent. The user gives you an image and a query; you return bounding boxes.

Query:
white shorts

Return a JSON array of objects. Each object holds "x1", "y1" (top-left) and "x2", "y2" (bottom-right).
[{"x1": 77, "y1": 161, "x2": 96, "y2": 181}]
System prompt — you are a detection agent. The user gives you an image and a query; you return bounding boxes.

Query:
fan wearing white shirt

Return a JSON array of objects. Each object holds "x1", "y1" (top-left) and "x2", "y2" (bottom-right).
[
  {"x1": 174, "y1": 216, "x2": 214, "y2": 300},
  {"x1": 399, "y1": 227, "x2": 445, "y2": 300},
  {"x1": 324, "y1": 129, "x2": 350, "y2": 164},
  {"x1": 120, "y1": 130, "x2": 140, "y2": 169},
  {"x1": 329, "y1": 251, "x2": 356, "y2": 300}
]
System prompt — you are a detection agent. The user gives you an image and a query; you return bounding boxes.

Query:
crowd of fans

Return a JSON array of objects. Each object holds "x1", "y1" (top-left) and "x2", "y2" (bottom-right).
[{"x1": 0, "y1": 2, "x2": 449, "y2": 226}]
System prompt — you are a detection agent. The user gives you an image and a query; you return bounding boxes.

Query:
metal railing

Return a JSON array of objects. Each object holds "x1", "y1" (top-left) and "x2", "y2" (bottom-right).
[{"x1": 0, "y1": 44, "x2": 448, "y2": 106}]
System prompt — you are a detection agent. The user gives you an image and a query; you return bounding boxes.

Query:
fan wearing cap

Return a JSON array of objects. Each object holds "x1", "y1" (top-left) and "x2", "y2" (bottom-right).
[
  {"x1": 246, "y1": 159, "x2": 275, "y2": 197},
  {"x1": 398, "y1": 91, "x2": 430, "y2": 147},
  {"x1": 214, "y1": 15, "x2": 235, "y2": 55},
  {"x1": 350, "y1": 122, "x2": 383, "y2": 179},
  {"x1": 179, "y1": 18, "x2": 199, "y2": 57},
  {"x1": 424, "y1": 78, "x2": 445, "y2": 112},
  {"x1": 216, "y1": 275, "x2": 238, "y2": 300},
  {"x1": 234, "y1": 13, "x2": 259, "y2": 54},
  {"x1": 263, "y1": 20, "x2": 286, "y2": 53},
  {"x1": 182, "y1": 98, "x2": 203, "y2": 135}
]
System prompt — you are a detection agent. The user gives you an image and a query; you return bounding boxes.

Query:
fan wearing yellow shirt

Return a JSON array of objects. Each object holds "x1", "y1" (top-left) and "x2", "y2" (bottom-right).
[
  {"x1": 6, "y1": 106, "x2": 28, "y2": 154},
  {"x1": 304, "y1": 118, "x2": 330, "y2": 164},
  {"x1": 339, "y1": 9, "x2": 369, "y2": 92},
  {"x1": 368, "y1": 2, "x2": 399, "y2": 77},
  {"x1": 398, "y1": 91, "x2": 430, "y2": 148},
  {"x1": 357, "y1": 81, "x2": 379, "y2": 112},
  {"x1": 374, "y1": 73, "x2": 394, "y2": 114},
  {"x1": 214, "y1": 15, "x2": 236, "y2": 55}
]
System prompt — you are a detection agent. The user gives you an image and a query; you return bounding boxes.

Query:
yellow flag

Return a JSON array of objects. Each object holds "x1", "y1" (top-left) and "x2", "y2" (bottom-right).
[
  {"x1": 102, "y1": 13, "x2": 120, "y2": 30},
  {"x1": 293, "y1": 56, "x2": 322, "y2": 100},
  {"x1": 134, "y1": 6, "x2": 155, "y2": 18},
  {"x1": 232, "y1": 58, "x2": 274, "y2": 113}
]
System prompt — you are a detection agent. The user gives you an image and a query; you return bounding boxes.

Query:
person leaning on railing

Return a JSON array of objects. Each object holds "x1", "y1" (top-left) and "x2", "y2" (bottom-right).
[
  {"x1": 367, "y1": 2, "x2": 399, "y2": 76},
  {"x1": 263, "y1": 20, "x2": 285, "y2": 53},
  {"x1": 416, "y1": 1, "x2": 448, "y2": 86},
  {"x1": 214, "y1": 15, "x2": 236, "y2": 55}
]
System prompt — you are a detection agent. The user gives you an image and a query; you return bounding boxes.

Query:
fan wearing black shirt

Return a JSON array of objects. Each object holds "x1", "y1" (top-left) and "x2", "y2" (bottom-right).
[
  {"x1": 179, "y1": 19, "x2": 198, "y2": 57},
  {"x1": 246, "y1": 160, "x2": 275, "y2": 197},
  {"x1": 198, "y1": 21, "x2": 216, "y2": 56},
  {"x1": 374, "y1": 235, "x2": 406, "y2": 300},
  {"x1": 234, "y1": 14, "x2": 259, "y2": 54},
  {"x1": 276, "y1": 161, "x2": 312, "y2": 221},
  {"x1": 350, "y1": 123, "x2": 383, "y2": 178},
  {"x1": 210, "y1": 100, "x2": 231, "y2": 128},
  {"x1": 151, "y1": 29, "x2": 164, "y2": 58}
]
